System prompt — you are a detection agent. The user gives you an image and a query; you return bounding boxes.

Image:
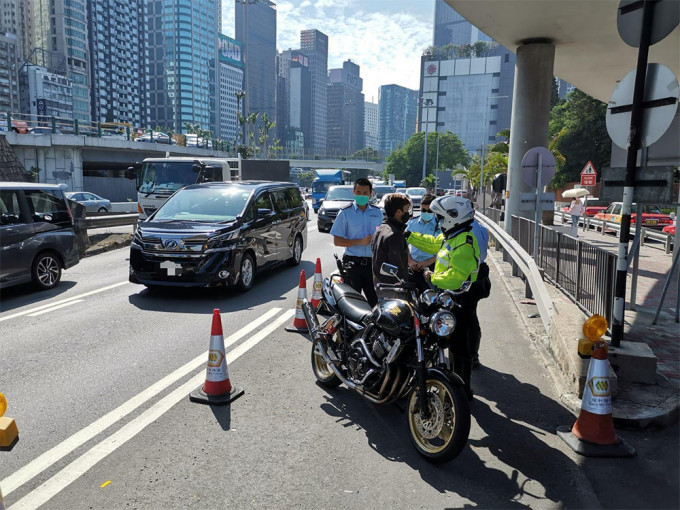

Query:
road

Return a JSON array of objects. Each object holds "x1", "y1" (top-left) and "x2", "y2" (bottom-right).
[{"x1": 0, "y1": 213, "x2": 677, "y2": 509}]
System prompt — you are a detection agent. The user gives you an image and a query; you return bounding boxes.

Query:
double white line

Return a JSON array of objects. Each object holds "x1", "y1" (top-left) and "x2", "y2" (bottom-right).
[{"x1": 3, "y1": 307, "x2": 294, "y2": 510}]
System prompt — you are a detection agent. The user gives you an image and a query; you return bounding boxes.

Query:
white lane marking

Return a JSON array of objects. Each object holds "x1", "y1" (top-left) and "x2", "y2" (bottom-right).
[
  {"x1": 27, "y1": 300, "x2": 84, "y2": 317},
  {"x1": 8, "y1": 309, "x2": 295, "y2": 510},
  {"x1": 0, "y1": 282, "x2": 129, "y2": 323},
  {"x1": 0, "y1": 307, "x2": 283, "y2": 497}
]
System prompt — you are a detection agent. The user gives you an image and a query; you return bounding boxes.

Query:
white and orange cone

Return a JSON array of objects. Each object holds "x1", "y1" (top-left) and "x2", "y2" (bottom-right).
[
  {"x1": 285, "y1": 270, "x2": 309, "y2": 333},
  {"x1": 557, "y1": 343, "x2": 635, "y2": 457},
  {"x1": 189, "y1": 309, "x2": 244, "y2": 405},
  {"x1": 311, "y1": 258, "x2": 323, "y2": 309}
]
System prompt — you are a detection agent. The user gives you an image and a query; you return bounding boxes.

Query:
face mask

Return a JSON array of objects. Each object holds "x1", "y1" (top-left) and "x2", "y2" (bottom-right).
[
  {"x1": 354, "y1": 195, "x2": 370, "y2": 206},
  {"x1": 401, "y1": 211, "x2": 411, "y2": 223},
  {"x1": 420, "y1": 212, "x2": 434, "y2": 222}
]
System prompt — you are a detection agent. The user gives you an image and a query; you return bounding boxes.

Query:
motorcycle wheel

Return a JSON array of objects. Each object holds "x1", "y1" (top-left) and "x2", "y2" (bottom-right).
[
  {"x1": 311, "y1": 339, "x2": 341, "y2": 388},
  {"x1": 407, "y1": 371, "x2": 470, "y2": 463}
]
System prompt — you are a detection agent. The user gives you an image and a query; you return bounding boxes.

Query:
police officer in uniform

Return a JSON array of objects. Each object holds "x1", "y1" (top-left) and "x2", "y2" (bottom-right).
[{"x1": 330, "y1": 178, "x2": 383, "y2": 306}]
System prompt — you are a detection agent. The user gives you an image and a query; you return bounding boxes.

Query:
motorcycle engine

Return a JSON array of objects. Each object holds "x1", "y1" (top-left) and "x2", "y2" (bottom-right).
[{"x1": 347, "y1": 329, "x2": 392, "y2": 388}]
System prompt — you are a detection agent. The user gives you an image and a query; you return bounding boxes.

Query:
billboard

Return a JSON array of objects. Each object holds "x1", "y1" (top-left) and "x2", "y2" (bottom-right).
[
  {"x1": 291, "y1": 52, "x2": 308, "y2": 67},
  {"x1": 218, "y1": 34, "x2": 242, "y2": 68}
]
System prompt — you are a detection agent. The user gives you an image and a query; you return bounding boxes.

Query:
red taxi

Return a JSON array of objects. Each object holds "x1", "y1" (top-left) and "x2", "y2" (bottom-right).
[
  {"x1": 662, "y1": 224, "x2": 676, "y2": 235},
  {"x1": 560, "y1": 197, "x2": 608, "y2": 217},
  {"x1": 594, "y1": 203, "x2": 673, "y2": 229}
]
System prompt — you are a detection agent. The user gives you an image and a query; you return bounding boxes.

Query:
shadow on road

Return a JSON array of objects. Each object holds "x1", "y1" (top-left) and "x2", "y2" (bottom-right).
[
  {"x1": 210, "y1": 404, "x2": 232, "y2": 432},
  {"x1": 0, "y1": 280, "x2": 78, "y2": 313}
]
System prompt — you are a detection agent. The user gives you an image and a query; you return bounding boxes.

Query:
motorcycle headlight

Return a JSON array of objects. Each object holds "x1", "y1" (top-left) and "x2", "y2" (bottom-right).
[
  {"x1": 437, "y1": 291, "x2": 455, "y2": 309},
  {"x1": 429, "y1": 310, "x2": 456, "y2": 338},
  {"x1": 420, "y1": 289, "x2": 438, "y2": 308}
]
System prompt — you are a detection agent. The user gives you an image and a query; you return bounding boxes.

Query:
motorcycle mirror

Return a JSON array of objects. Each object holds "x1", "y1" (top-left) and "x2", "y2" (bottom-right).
[{"x1": 380, "y1": 263, "x2": 398, "y2": 277}]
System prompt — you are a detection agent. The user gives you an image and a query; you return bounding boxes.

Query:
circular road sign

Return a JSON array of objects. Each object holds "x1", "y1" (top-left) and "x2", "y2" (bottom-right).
[
  {"x1": 606, "y1": 64, "x2": 679, "y2": 148},
  {"x1": 520, "y1": 146, "x2": 556, "y2": 189},
  {"x1": 617, "y1": 0, "x2": 680, "y2": 48}
]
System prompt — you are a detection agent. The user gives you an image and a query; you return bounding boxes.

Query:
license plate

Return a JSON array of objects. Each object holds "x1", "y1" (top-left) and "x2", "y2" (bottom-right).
[
  {"x1": 160, "y1": 260, "x2": 182, "y2": 276},
  {"x1": 646, "y1": 219, "x2": 658, "y2": 226}
]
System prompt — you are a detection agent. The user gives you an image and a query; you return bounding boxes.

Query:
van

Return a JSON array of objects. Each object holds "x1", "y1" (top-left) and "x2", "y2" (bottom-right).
[{"x1": 0, "y1": 182, "x2": 80, "y2": 290}]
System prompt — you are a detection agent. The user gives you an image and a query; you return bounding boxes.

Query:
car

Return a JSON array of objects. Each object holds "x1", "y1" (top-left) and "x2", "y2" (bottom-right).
[
  {"x1": 317, "y1": 185, "x2": 355, "y2": 232},
  {"x1": 373, "y1": 184, "x2": 396, "y2": 202},
  {"x1": 129, "y1": 181, "x2": 307, "y2": 290},
  {"x1": 0, "y1": 182, "x2": 80, "y2": 290},
  {"x1": 405, "y1": 187, "x2": 427, "y2": 209},
  {"x1": 0, "y1": 113, "x2": 29, "y2": 134},
  {"x1": 662, "y1": 224, "x2": 676, "y2": 235},
  {"x1": 134, "y1": 132, "x2": 177, "y2": 144},
  {"x1": 64, "y1": 191, "x2": 112, "y2": 212},
  {"x1": 29, "y1": 126, "x2": 62, "y2": 135},
  {"x1": 454, "y1": 190, "x2": 468, "y2": 198},
  {"x1": 594, "y1": 203, "x2": 673, "y2": 229},
  {"x1": 560, "y1": 197, "x2": 608, "y2": 219}
]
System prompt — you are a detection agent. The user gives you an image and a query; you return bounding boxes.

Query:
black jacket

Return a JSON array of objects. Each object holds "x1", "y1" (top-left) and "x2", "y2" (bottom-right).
[{"x1": 371, "y1": 217, "x2": 409, "y2": 286}]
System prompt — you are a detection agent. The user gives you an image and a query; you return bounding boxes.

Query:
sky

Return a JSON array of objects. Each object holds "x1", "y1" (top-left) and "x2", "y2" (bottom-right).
[{"x1": 221, "y1": 0, "x2": 435, "y2": 103}]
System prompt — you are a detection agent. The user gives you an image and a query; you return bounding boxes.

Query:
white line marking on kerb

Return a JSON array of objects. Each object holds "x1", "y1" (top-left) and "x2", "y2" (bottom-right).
[
  {"x1": 27, "y1": 300, "x2": 84, "y2": 317},
  {"x1": 8, "y1": 309, "x2": 294, "y2": 510},
  {"x1": 0, "y1": 307, "x2": 283, "y2": 498},
  {"x1": 0, "y1": 282, "x2": 129, "y2": 323}
]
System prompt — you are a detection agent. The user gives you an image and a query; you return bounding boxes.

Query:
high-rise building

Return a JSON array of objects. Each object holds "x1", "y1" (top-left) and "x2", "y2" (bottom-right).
[
  {"x1": 236, "y1": 0, "x2": 276, "y2": 131},
  {"x1": 300, "y1": 29, "x2": 328, "y2": 154},
  {"x1": 217, "y1": 34, "x2": 243, "y2": 143},
  {"x1": 20, "y1": 63, "x2": 73, "y2": 118},
  {"x1": 0, "y1": 0, "x2": 30, "y2": 59},
  {"x1": 28, "y1": 0, "x2": 91, "y2": 122},
  {"x1": 364, "y1": 101, "x2": 379, "y2": 150},
  {"x1": 0, "y1": 33, "x2": 20, "y2": 112},
  {"x1": 277, "y1": 49, "x2": 311, "y2": 154},
  {"x1": 426, "y1": 0, "x2": 514, "y2": 154},
  {"x1": 88, "y1": 0, "x2": 149, "y2": 126},
  {"x1": 378, "y1": 84, "x2": 418, "y2": 155},
  {"x1": 327, "y1": 60, "x2": 364, "y2": 156},
  {"x1": 147, "y1": 0, "x2": 221, "y2": 134}
]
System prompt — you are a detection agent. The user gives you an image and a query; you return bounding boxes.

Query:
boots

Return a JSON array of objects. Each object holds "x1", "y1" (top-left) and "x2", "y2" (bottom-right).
[{"x1": 453, "y1": 356, "x2": 474, "y2": 401}]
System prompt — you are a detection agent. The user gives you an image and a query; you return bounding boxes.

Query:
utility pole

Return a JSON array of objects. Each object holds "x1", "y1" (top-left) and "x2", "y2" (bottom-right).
[{"x1": 420, "y1": 97, "x2": 433, "y2": 184}]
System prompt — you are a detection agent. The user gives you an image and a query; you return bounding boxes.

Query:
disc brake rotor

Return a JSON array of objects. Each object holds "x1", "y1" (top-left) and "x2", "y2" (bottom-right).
[{"x1": 413, "y1": 393, "x2": 445, "y2": 440}]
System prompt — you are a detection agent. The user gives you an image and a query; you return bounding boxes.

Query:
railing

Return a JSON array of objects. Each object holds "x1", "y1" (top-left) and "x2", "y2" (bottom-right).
[
  {"x1": 512, "y1": 215, "x2": 617, "y2": 325},
  {"x1": 482, "y1": 207, "x2": 503, "y2": 224}
]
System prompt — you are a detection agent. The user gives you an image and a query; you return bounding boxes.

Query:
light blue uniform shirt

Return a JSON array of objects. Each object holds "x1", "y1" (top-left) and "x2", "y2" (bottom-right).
[
  {"x1": 406, "y1": 216, "x2": 442, "y2": 262},
  {"x1": 471, "y1": 219, "x2": 489, "y2": 263},
  {"x1": 330, "y1": 202, "x2": 383, "y2": 258}
]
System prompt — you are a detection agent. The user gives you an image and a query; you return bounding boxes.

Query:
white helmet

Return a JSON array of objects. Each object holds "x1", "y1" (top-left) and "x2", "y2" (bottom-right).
[{"x1": 431, "y1": 195, "x2": 474, "y2": 233}]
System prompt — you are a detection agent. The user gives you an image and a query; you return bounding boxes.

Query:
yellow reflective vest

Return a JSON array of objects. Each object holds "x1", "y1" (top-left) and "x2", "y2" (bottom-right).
[{"x1": 407, "y1": 228, "x2": 480, "y2": 291}]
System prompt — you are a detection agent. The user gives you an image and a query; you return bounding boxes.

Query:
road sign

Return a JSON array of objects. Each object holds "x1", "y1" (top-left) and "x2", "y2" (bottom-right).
[
  {"x1": 580, "y1": 161, "x2": 597, "y2": 186},
  {"x1": 606, "y1": 64, "x2": 679, "y2": 148},
  {"x1": 617, "y1": 0, "x2": 680, "y2": 47},
  {"x1": 520, "y1": 147, "x2": 556, "y2": 189},
  {"x1": 519, "y1": 192, "x2": 555, "y2": 212},
  {"x1": 600, "y1": 166, "x2": 674, "y2": 204}
]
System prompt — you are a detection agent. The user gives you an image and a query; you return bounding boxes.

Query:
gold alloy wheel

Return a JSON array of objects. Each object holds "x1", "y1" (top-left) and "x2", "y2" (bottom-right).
[
  {"x1": 408, "y1": 379, "x2": 456, "y2": 454},
  {"x1": 313, "y1": 342, "x2": 335, "y2": 379}
]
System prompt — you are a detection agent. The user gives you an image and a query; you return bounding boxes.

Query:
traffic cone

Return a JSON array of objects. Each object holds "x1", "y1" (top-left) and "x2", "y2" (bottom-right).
[
  {"x1": 0, "y1": 392, "x2": 19, "y2": 451},
  {"x1": 557, "y1": 343, "x2": 635, "y2": 457},
  {"x1": 285, "y1": 269, "x2": 309, "y2": 333},
  {"x1": 311, "y1": 258, "x2": 323, "y2": 309},
  {"x1": 189, "y1": 309, "x2": 244, "y2": 405}
]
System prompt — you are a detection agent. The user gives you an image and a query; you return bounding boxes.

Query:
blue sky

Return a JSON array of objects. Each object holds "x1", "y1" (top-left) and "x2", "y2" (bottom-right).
[{"x1": 221, "y1": 0, "x2": 435, "y2": 102}]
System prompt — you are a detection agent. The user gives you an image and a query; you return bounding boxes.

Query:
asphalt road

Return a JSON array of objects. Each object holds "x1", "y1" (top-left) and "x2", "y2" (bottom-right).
[{"x1": 1, "y1": 211, "x2": 678, "y2": 509}]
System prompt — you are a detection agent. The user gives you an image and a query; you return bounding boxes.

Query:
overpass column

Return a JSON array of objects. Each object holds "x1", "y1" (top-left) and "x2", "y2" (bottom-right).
[{"x1": 505, "y1": 40, "x2": 555, "y2": 233}]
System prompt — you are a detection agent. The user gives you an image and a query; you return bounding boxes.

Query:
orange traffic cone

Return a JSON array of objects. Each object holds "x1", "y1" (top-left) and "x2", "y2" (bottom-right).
[
  {"x1": 311, "y1": 258, "x2": 323, "y2": 309},
  {"x1": 557, "y1": 343, "x2": 635, "y2": 457},
  {"x1": 285, "y1": 270, "x2": 309, "y2": 333},
  {"x1": 0, "y1": 392, "x2": 19, "y2": 451},
  {"x1": 189, "y1": 309, "x2": 244, "y2": 405}
]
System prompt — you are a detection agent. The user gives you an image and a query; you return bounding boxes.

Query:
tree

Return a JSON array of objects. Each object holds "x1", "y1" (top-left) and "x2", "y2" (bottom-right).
[
  {"x1": 548, "y1": 89, "x2": 610, "y2": 189},
  {"x1": 383, "y1": 131, "x2": 469, "y2": 186},
  {"x1": 350, "y1": 147, "x2": 381, "y2": 161},
  {"x1": 297, "y1": 171, "x2": 315, "y2": 187},
  {"x1": 258, "y1": 112, "x2": 275, "y2": 160}
]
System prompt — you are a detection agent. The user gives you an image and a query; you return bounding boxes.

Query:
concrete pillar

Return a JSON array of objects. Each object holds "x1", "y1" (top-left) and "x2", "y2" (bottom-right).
[{"x1": 505, "y1": 40, "x2": 555, "y2": 234}]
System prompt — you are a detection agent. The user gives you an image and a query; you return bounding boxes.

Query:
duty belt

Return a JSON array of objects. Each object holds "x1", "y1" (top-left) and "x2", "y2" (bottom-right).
[{"x1": 343, "y1": 255, "x2": 371, "y2": 266}]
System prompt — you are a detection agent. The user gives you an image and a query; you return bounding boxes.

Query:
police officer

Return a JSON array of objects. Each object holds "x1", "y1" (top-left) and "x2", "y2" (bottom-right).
[
  {"x1": 330, "y1": 178, "x2": 383, "y2": 306},
  {"x1": 405, "y1": 195, "x2": 480, "y2": 400},
  {"x1": 406, "y1": 193, "x2": 441, "y2": 291},
  {"x1": 469, "y1": 215, "x2": 490, "y2": 368}
]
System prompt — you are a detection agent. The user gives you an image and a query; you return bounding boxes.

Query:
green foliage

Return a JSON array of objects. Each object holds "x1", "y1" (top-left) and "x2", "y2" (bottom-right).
[
  {"x1": 297, "y1": 171, "x2": 315, "y2": 187},
  {"x1": 383, "y1": 131, "x2": 469, "y2": 187},
  {"x1": 549, "y1": 89, "x2": 610, "y2": 189},
  {"x1": 423, "y1": 42, "x2": 498, "y2": 61},
  {"x1": 350, "y1": 147, "x2": 381, "y2": 161}
]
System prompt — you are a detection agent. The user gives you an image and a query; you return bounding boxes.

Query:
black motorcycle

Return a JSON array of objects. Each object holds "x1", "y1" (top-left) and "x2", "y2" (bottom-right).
[{"x1": 301, "y1": 260, "x2": 471, "y2": 463}]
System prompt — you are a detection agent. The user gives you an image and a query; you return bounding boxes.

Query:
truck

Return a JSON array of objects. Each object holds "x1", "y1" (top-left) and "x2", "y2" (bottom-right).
[
  {"x1": 393, "y1": 180, "x2": 406, "y2": 189},
  {"x1": 125, "y1": 156, "x2": 290, "y2": 219},
  {"x1": 311, "y1": 169, "x2": 350, "y2": 212}
]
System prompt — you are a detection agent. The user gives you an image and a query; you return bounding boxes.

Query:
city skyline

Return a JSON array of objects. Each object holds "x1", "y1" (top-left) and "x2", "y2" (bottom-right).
[{"x1": 222, "y1": 0, "x2": 433, "y2": 101}]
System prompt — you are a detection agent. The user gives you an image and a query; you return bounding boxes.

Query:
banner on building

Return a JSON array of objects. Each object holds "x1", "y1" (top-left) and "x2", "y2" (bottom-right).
[{"x1": 218, "y1": 34, "x2": 242, "y2": 68}]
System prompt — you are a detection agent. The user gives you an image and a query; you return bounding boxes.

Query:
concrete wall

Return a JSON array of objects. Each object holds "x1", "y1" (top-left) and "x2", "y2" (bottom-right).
[
  {"x1": 83, "y1": 176, "x2": 137, "y2": 201},
  {"x1": 12, "y1": 145, "x2": 84, "y2": 190}
]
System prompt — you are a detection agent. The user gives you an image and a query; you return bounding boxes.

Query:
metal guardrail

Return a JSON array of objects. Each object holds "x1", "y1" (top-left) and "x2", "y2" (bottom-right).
[
  {"x1": 476, "y1": 212, "x2": 555, "y2": 333},
  {"x1": 77, "y1": 214, "x2": 138, "y2": 230}
]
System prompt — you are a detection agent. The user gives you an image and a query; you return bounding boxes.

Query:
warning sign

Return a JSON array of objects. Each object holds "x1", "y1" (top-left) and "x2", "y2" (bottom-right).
[{"x1": 580, "y1": 161, "x2": 597, "y2": 187}]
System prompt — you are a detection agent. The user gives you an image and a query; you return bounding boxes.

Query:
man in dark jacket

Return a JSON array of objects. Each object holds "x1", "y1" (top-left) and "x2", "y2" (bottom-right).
[{"x1": 371, "y1": 193, "x2": 412, "y2": 300}]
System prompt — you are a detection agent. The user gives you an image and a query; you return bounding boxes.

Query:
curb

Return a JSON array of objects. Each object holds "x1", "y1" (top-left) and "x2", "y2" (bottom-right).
[
  {"x1": 83, "y1": 236, "x2": 132, "y2": 257},
  {"x1": 486, "y1": 242, "x2": 679, "y2": 430}
]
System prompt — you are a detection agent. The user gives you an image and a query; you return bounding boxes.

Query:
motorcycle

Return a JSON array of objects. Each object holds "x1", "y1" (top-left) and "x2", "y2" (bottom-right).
[{"x1": 301, "y1": 259, "x2": 471, "y2": 463}]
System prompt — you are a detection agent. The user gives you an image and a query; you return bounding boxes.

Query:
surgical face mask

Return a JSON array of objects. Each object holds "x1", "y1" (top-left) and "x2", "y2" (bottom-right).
[
  {"x1": 354, "y1": 195, "x2": 370, "y2": 206},
  {"x1": 420, "y1": 212, "x2": 434, "y2": 222}
]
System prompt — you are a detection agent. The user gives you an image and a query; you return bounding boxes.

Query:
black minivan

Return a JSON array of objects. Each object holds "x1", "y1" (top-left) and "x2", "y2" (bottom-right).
[
  {"x1": 129, "y1": 181, "x2": 307, "y2": 290},
  {"x1": 0, "y1": 182, "x2": 80, "y2": 290}
]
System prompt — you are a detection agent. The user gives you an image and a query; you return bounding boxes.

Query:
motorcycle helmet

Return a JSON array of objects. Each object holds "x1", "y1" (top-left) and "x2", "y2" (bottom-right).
[{"x1": 431, "y1": 195, "x2": 474, "y2": 234}]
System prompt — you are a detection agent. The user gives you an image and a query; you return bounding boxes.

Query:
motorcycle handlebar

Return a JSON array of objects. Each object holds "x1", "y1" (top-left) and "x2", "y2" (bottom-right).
[{"x1": 376, "y1": 282, "x2": 418, "y2": 291}]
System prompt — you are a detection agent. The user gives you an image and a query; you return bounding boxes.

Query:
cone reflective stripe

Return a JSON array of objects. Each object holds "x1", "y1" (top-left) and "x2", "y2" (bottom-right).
[
  {"x1": 311, "y1": 258, "x2": 323, "y2": 309},
  {"x1": 285, "y1": 270, "x2": 309, "y2": 333},
  {"x1": 189, "y1": 309, "x2": 244, "y2": 405},
  {"x1": 557, "y1": 343, "x2": 635, "y2": 457}
]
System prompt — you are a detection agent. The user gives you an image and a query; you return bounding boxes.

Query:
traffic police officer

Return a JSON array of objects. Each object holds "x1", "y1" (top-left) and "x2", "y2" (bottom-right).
[{"x1": 330, "y1": 178, "x2": 383, "y2": 306}]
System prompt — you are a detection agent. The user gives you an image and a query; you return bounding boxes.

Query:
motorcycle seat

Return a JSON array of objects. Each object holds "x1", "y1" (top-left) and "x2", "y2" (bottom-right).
[{"x1": 332, "y1": 283, "x2": 372, "y2": 323}]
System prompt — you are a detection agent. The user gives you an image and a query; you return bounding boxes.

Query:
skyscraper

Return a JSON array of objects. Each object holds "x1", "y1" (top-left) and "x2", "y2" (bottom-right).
[
  {"x1": 300, "y1": 29, "x2": 328, "y2": 154},
  {"x1": 378, "y1": 84, "x2": 418, "y2": 155},
  {"x1": 0, "y1": 33, "x2": 20, "y2": 112},
  {"x1": 217, "y1": 34, "x2": 244, "y2": 143},
  {"x1": 88, "y1": 0, "x2": 149, "y2": 126},
  {"x1": 364, "y1": 101, "x2": 379, "y2": 150},
  {"x1": 278, "y1": 49, "x2": 311, "y2": 154},
  {"x1": 147, "y1": 0, "x2": 221, "y2": 134},
  {"x1": 327, "y1": 60, "x2": 364, "y2": 156},
  {"x1": 433, "y1": 0, "x2": 492, "y2": 47},
  {"x1": 236, "y1": 0, "x2": 276, "y2": 130}
]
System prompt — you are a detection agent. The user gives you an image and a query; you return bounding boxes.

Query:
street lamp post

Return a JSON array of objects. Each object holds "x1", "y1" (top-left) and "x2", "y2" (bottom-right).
[
  {"x1": 420, "y1": 98, "x2": 434, "y2": 184},
  {"x1": 480, "y1": 95, "x2": 509, "y2": 212}
]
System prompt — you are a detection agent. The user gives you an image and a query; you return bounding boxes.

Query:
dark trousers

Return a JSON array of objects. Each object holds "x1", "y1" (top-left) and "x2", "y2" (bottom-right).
[{"x1": 343, "y1": 256, "x2": 378, "y2": 307}]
